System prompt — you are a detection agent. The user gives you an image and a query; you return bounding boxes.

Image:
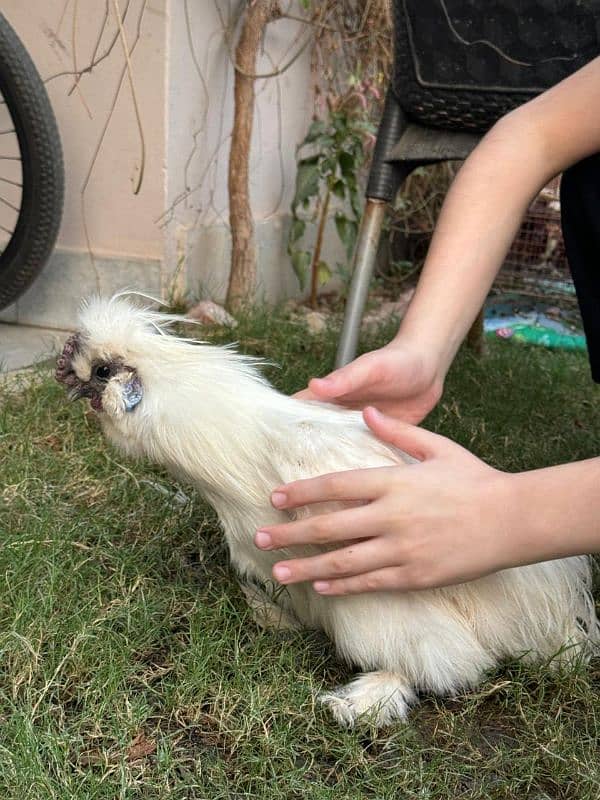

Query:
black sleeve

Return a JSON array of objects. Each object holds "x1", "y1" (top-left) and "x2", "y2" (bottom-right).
[{"x1": 560, "y1": 153, "x2": 600, "y2": 383}]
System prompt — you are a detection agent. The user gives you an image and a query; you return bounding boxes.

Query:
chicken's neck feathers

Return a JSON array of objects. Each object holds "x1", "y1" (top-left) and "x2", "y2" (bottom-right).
[{"x1": 135, "y1": 353, "x2": 359, "y2": 506}]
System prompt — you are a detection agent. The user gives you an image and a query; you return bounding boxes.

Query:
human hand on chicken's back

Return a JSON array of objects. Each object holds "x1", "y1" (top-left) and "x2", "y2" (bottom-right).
[{"x1": 254, "y1": 407, "x2": 549, "y2": 596}]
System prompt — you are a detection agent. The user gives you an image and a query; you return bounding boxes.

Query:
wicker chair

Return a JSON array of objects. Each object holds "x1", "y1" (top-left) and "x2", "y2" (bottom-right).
[{"x1": 336, "y1": 0, "x2": 600, "y2": 366}]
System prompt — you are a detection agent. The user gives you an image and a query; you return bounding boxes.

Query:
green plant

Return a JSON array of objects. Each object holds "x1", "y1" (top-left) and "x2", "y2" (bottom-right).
[
  {"x1": 2, "y1": 312, "x2": 600, "y2": 799},
  {"x1": 288, "y1": 97, "x2": 375, "y2": 308}
]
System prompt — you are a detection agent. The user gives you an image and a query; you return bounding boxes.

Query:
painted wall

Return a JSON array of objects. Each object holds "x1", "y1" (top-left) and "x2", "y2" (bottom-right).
[
  {"x1": 162, "y1": 0, "x2": 314, "y2": 302},
  {"x1": 0, "y1": 0, "x2": 316, "y2": 328}
]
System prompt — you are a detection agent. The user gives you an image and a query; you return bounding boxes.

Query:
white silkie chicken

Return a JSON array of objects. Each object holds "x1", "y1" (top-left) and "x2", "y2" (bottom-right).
[{"x1": 55, "y1": 295, "x2": 598, "y2": 727}]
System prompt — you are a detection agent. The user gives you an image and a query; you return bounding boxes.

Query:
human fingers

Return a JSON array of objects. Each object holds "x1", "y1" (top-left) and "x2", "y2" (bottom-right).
[
  {"x1": 255, "y1": 503, "x2": 382, "y2": 550},
  {"x1": 306, "y1": 351, "x2": 381, "y2": 401},
  {"x1": 363, "y1": 407, "x2": 456, "y2": 461},
  {"x1": 270, "y1": 467, "x2": 393, "y2": 510},
  {"x1": 271, "y1": 537, "x2": 397, "y2": 585},
  {"x1": 292, "y1": 387, "x2": 320, "y2": 400},
  {"x1": 312, "y1": 565, "x2": 435, "y2": 595}
]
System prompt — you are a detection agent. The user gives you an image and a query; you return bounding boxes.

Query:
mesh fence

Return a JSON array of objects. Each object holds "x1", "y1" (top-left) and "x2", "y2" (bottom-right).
[
  {"x1": 389, "y1": 170, "x2": 579, "y2": 315},
  {"x1": 499, "y1": 178, "x2": 576, "y2": 308}
]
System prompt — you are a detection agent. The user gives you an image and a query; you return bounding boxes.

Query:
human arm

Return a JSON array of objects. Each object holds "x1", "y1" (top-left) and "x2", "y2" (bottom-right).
[
  {"x1": 255, "y1": 408, "x2": 600, "y2": 594},
  {"x1": 298, "y1": 56, "x2": 600, "y2": 419},
  {"x1": 266, "y1": 58, "x2": 600, "y2": 594}
]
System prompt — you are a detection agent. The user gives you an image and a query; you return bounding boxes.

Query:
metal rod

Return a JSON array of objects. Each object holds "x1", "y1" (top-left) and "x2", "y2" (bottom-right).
[{"x1": 335, "y1": 199, "x2": 387, "y2": 367}]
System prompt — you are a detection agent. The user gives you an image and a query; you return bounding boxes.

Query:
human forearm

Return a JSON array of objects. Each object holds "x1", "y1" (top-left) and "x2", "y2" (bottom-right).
[
  {"x1": 397, "y1": 56, "x2": 600, "y2": 377},
  {"x1": 504, "y1": 458, "x2": 600, "y2": 567},
  {"x1": 298, "y1": 58, "x2": 600, "y2": 424},
  {"x1": 398, "y1": 115, "x2": 550, "y2": 373}
]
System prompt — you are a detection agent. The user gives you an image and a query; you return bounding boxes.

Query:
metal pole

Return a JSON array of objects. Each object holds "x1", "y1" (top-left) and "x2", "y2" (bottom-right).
[{"x1": 335, "y1": 199, "x2": 387, "y2": 367}]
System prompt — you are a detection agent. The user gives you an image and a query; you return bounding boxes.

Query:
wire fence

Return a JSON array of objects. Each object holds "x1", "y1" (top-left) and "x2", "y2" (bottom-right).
[
  {"x1": 499, "y1": 178, "x2": 577, "y2": 308},
  {"x1": 389, "y1": 171, "x2": 578, "y2": 314}
]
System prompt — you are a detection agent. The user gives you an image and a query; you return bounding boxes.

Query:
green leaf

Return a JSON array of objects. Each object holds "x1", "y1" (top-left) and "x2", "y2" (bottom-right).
[
  {"x1": 312, "y1": 134, "x2": 335, "y2": 151},
  {"x1": 292, "y1": 157, "x2": 320, "y2": 210},
  {"x1": 290, "y1": 250, "x2": 311, "y2": 291},
  {"x1": 289, "y1": 218, "x2": 306, "y2": 245},
  {"x1": 316, "y1": 260, "x2": 332, "y2": 286},
  {"x1": 300, "y1": 0, "x2": 311, "y2": 8},
  {"x1": 338, "y1": 151, "x2": 355, "y2": 178},
  {"x1": 320, "y1": 156, "x2": 337, "y2": 177},
  {"x1": 304, "y1": 120, "x2": 328, "y2": 143},
  {"x1": 332, "y1": 180, "x2": 346, "y2": 200},
  {"x1": 350, "y1": 188, "x2": 362, "y2": 219},
  {"x1": 335, "y1": 213, "x2": 358, "y2": 260},
  {"x1": 332, "y1": 113, "x2": 348, "y2": 135}
]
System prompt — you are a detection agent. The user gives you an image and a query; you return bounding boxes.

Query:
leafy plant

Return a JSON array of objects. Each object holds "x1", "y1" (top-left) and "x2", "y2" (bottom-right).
[{"x1": 288, "y1": 97, "x2": 375, "y2": 307}]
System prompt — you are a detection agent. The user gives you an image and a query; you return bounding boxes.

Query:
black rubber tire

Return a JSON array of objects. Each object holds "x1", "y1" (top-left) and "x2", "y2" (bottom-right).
[{"x1": 0, "y1": 12, "x2": 64, "y2": 310}]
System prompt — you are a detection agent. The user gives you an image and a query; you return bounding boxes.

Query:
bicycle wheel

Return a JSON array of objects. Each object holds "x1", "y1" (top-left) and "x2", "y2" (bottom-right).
[{"x1": 0, "y1": 12, "x2": 64, "y2": 310}]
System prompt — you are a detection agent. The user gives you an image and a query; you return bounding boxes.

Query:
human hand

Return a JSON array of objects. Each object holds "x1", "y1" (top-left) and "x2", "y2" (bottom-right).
[
  {"x1": 294, "y1": 340, "x2": 444, "y2": 424},
  {"x1": 255, "y1": 408, "x2": 524, "y2": 594}
]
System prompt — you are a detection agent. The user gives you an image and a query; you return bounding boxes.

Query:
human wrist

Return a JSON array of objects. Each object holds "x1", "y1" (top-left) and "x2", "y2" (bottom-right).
[{"x1": 387, "y1": 331, "x2": 448, "y2": 391}]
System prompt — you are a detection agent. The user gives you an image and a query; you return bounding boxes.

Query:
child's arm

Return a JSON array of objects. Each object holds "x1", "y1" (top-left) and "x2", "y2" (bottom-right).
[
  {"x1": 300, "y1": 56, "x2": 600, "y2": 420},
  {"x1": 268, "y1": 58, "x2": 600, "y2": 594}
]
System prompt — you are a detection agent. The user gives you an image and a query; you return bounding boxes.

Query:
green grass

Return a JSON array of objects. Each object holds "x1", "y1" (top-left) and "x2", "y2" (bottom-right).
[{"x1": 1, "y1": 308, "x2": 600, "y2": 799}]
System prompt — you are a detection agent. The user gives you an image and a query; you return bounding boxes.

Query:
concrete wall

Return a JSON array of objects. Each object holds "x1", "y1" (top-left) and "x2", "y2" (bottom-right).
[
  {"x1": 162, "y1": 0, "x2": 315, "y2": 303},
  {"x1": 0, "y1": 0, "x2": 316, "y2": 329}
]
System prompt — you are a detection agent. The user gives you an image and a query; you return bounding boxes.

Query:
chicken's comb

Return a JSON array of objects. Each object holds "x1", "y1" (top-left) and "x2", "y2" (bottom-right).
[{"x1": 55, "y1": 333, "x2": 81, "y2": 387}]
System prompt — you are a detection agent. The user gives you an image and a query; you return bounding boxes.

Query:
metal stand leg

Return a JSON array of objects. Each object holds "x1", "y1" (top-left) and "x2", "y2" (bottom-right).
[
  {"x1": 335, "y1": 200, "x2": 387, "y2": 367},
  {"x1": 334, "y1": 90, "x2": 408, "y2": 367}
]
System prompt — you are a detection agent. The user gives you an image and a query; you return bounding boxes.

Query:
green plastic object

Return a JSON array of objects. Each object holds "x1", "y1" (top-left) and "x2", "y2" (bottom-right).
[{"x1": 492, "y1": 324, "x2": 587, "y2": 351}]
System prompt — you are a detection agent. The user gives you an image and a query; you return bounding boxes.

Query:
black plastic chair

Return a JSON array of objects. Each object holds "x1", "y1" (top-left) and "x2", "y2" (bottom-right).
[{"x1": 336, "y1": 0, "x2": 600, "y2": 366}]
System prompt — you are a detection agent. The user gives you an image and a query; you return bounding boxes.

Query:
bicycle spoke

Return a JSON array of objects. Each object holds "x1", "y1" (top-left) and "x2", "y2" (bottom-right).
[
  {"x1": 0, "y1": 155, "x2": 21, "y2": 161},
  {"x1": 0, "y1": 194, "x2": 19, "y2": 213},
  {"x1": 0, "y1": 222, "x2": 14, "y2": 236},
  {"x1": 0, "y1": 128, "x2": 15, "y2": 135},
  {"x1": 0, "y1": 176, "x2": 22, "y2": 188}
]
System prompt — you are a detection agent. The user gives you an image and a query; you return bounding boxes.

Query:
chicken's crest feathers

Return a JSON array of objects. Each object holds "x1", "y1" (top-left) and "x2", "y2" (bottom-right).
[{"x1": 77, "y1": 294, "x2": 268, "y2": 380}]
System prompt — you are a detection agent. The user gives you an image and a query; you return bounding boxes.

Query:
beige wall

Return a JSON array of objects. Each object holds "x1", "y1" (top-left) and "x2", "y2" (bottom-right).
[
  {"x1": 162, "y1": 0, "x2": 315, "y2": 301},
  {"x1": 1, "y1": 0, "x2": 316, "y2": 327},
  {"x1": 4, "y1": 0, "x2": 167, "y2": 260}
]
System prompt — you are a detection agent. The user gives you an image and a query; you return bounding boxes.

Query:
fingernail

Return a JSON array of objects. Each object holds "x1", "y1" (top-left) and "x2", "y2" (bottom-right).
[
  {"x1": 271, "y1": 491, "x2": 287, "y2": 508},
  {"x1": 314, "y1": 581, "x2": 331, "y2": 593},
  {"x1": 255, "y1": 531, "x2": 273, "y2": 549},
  {"x1": 273, "y1": 565, "x2": 292, "y2": 583}
]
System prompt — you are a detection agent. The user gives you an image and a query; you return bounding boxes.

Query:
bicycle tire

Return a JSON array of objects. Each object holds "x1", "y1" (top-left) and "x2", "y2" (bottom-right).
[{"x1": 0, "y1": 12, "x2": 64, "y2": 310}]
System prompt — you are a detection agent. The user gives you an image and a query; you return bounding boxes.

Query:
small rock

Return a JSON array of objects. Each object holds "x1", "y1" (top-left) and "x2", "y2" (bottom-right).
[
  {"x1": 186, "y1": 300, "x2": 238, "y2": 328},
  {"x1": 304, "y1": 310, "x2": 328, "y2": 334},
  {"x1": 283, "y1": 298, "x2": 300, "y2": 313},
  {"x1": 362, "y1": 288, "x2": 415, "y2": 330}
]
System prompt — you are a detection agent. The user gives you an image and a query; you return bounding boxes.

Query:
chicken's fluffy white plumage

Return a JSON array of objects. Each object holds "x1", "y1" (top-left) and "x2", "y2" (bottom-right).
[{"x1": 56, "y1": 296, "x2": 599, "y2": 726}]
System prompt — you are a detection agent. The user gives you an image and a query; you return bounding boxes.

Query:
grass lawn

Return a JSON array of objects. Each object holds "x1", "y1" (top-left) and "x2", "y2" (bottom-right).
[{"x1": 1, "y1": 308, "x2": 600, "y2": 799}]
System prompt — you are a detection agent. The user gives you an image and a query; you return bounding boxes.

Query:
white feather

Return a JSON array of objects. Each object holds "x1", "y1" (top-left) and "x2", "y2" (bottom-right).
[{"x1": 67, "y1": 295, "x2": 599, "y2": 726}]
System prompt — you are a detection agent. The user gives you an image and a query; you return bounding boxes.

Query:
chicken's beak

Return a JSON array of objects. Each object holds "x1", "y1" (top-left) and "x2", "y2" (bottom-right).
[{"x1": 68, "y1": 384, "x2": 87, "y2": 402}]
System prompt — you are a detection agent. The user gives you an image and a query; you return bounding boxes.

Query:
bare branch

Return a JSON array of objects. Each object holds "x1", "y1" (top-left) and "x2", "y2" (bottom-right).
[
  {"x1": 112, "y1": 0, "x2": 145, "y2": 195},
  {"x1": 226, "y1": 0, "x2": 281, "y2": 311}
]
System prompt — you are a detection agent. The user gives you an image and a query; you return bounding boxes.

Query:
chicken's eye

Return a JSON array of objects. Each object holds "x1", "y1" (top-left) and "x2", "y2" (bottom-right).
[{"x1": 94, "y1": 364, "x2": 112, "y2": 381}]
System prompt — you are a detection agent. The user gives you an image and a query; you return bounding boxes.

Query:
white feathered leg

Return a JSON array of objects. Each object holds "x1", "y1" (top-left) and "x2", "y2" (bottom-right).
[{"x1": 319, "y1": 672, "x2": 416, "y2": 727}]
